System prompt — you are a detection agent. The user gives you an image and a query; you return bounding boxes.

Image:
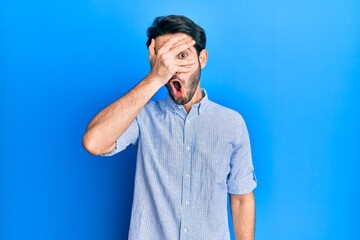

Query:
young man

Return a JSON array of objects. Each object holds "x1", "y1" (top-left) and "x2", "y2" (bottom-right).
[{"x1": 83, "y1": 15, "x2": 257, "y2": 240}]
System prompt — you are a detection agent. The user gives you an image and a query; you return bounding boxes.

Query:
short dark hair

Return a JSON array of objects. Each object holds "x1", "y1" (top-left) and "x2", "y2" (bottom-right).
[{"x1": 146, "y1": 15, "x2": 206, "y2": 55}]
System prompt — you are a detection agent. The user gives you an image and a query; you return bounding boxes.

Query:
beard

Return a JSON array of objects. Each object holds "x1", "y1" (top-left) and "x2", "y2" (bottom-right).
[{"x1": 166, "y1": 64, "x2": 201, "y2": 105}]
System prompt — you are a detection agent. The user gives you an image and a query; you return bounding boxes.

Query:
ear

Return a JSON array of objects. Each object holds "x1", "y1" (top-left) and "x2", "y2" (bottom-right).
[{"x1": 198, "y1": 49, "x2": 208, "y2": 69}]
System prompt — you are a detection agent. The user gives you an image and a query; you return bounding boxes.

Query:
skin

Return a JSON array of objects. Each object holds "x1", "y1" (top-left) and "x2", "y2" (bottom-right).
[
  {"x1": 153, "y1": 34, "x2": 204, "y2": 108},
  {"x1": 152, "y1": 33, "x2": 208, "y2": 111},
  {"x1": 230, "y1": 192, "x2": 256, "y2": 240},
  {"x1": 82, "y1": 32, "x2": 255, "y2": 239}
]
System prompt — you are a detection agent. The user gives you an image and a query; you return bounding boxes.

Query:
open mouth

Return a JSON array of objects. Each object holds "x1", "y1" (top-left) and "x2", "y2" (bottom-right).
[
  {"x1": 169, "y1": 79, "x2": 183, "y2": 97},
  {"x1": 173, "y1": 81, "x2": 181, "y2": 91}
]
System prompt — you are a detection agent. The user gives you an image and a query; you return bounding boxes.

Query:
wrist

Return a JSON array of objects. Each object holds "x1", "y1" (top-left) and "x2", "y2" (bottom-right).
[{"x1": 146, "y1": 72, "x2": 168, "y2": 88}]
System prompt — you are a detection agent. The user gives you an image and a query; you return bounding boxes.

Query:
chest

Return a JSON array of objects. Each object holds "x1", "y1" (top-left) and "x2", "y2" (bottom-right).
[{"x1": 138, "y1": 112, "x2": 235, "y2": 179}]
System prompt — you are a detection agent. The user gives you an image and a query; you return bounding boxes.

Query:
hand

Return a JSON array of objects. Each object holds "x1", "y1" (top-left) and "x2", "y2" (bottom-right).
[{"x1": 148, "y1": 34, "x2": 196, "y2": 85}]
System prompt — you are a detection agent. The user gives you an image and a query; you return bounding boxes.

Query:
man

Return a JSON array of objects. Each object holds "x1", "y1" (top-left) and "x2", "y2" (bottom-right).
[{"x1": 83, "y1": 15, "x2": 257, "y2": 240}]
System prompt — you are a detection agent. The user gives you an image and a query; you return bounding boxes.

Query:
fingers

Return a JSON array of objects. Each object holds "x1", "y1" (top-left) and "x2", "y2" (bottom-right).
[
  {"x1": 157, "y1": 34, "x2": 188, "y2": 55},
  {"x1": 148, "y1": 34, "x2": 196, "y2": 84},
  {"x1": 166, "y1": 58, "x2": 195, "y2": 76},
  {"x1": 170, "y1": 36, "x2": 193, "y2": 50},
  {"x1": 172, "y1": 65, "x2": 193, "y2": 74},
  {"x1": 169, "y1": 40, "x2": 196, "y2": 56},
  {"x1": 173, "y1": 58, "x2": 195, "y2": 66}
]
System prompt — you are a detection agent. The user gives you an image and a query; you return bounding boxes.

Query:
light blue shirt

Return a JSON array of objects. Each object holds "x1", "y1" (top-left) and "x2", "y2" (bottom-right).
[{"x1": 103, "y1": 89, "x2": 257, "y2": 240}]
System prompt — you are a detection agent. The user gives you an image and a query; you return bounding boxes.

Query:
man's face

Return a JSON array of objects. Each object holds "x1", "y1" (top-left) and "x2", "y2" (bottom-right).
[{"x1": 154, "y1": 33, "x2": 201, "y2": 105}]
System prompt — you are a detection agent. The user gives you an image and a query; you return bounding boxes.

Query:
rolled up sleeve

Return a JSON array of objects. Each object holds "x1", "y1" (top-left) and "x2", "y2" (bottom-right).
[
  {"x1": 101, "y1": 117, "x2": 139, "y2": 157},
  {"x1": 227, "y1": 117, "x2": 257, "y2": 195}
]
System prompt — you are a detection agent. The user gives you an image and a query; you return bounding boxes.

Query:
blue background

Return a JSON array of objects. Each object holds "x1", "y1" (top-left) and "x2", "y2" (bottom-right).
[{"x1": 1, "y1": 0, "x2": 359, "y2": 239}]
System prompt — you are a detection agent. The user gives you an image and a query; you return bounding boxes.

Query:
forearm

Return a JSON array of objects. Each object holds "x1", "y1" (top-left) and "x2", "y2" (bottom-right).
[
  {"x1": 83, "y1": 34, "x2": 195, "y2": 155},
  {"x1": 83, "y1": 74, "x2": 163, "y2": 155},
  {"x1": 230, "y1": 192, "x2": 255, "y2": 240}
]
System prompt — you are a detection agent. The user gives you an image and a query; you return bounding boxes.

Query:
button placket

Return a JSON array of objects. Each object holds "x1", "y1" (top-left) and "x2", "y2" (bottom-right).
[{"x1": 180, "y1": 115, "x2": 193, "y2": 239}]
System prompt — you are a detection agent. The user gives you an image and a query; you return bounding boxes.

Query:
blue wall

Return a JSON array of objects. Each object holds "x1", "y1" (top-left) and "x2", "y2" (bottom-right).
[{"x1": 1, "y1": 1, "x2": 359, "y2": 239}]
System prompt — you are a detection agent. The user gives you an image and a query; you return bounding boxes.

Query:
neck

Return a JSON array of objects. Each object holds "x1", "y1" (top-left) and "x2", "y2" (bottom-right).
[{"x1": 183, "y1": 85, "x2": 203, "y2": 113}]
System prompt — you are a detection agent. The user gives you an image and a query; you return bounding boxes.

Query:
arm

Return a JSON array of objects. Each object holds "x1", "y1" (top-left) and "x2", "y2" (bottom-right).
[
  {"x1": 230, "y1": 192, "x2": 256, "y2": 240},
  {"x1": 82, "y1": 34, "x2": 196, "y2": 155},
  {"x1": 82, "y1": 75, "x2": 162, "y2": 155}
]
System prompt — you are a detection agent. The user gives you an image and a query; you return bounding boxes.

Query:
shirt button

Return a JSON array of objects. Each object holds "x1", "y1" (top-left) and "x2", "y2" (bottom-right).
[
  {"x1": 186, "y1": 173, "x2": 190, "y2": 178},
  {"x1": 183, "y1": 228, "x2": 188, "y2": 233},
  {"x1": 186, "y1": 200, "x2": 190, "y2": 205},
  {"x1": 186, "y1": 120, "x2": 190, "y2": 124},
  {"x1": 186, "y1": 146, "x2": 190, "y2": 150}
]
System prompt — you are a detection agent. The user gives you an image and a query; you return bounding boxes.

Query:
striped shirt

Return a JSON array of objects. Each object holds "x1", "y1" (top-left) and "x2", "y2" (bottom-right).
[{"x1": 103, "y1": 89, "x2": 257, "y2": 240}]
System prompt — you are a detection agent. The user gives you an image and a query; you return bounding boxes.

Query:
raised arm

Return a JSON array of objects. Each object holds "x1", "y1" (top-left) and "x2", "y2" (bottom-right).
[{"x1": 82, "y1": 34, "x2": 196, "y2": 155}]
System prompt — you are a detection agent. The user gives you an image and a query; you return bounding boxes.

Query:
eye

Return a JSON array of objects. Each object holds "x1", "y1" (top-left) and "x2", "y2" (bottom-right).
[{"x1": 178, "y1": 52, "x2": 188, "y2": 59}]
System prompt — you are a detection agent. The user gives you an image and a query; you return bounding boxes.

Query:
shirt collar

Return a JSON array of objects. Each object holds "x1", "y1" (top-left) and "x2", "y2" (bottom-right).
[{"x1": 165, "y1": 88, "x2": 209, "y2": 115}]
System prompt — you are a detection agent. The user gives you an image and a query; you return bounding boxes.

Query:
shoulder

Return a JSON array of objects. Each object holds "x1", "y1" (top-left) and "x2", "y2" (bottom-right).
[
  {"x1": 207, "y1": 100, "x2": 246, "y2": 125},
  {"x1": 207, "y1": 100, "x2": 251, "y2": 145},
  {"x1": 137, "y1": 99, "x2": 166, "y2": 118},
  {"x1": 205, "y1": 100, "x2": 250, "y2": 144}
]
